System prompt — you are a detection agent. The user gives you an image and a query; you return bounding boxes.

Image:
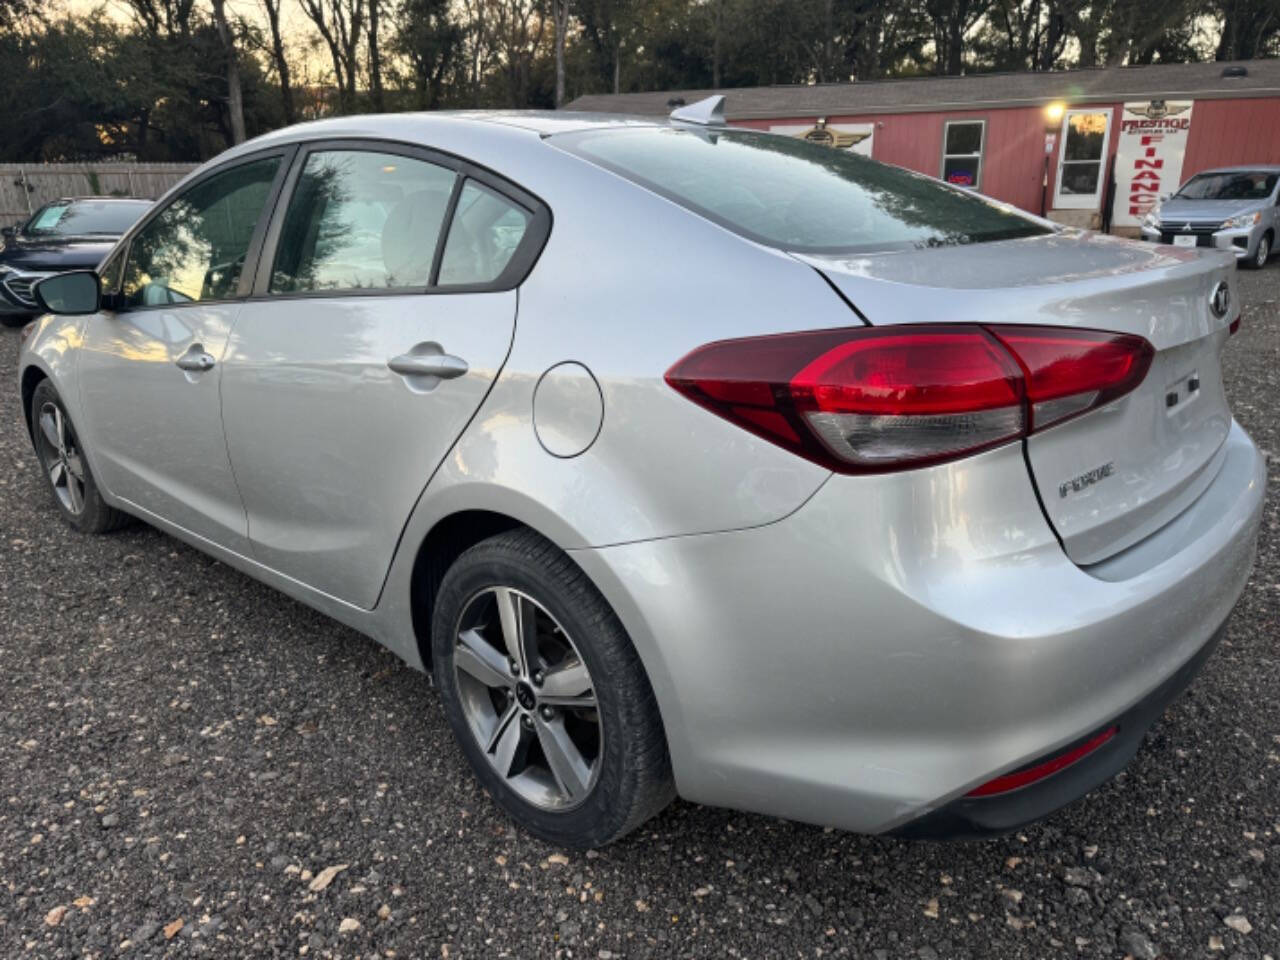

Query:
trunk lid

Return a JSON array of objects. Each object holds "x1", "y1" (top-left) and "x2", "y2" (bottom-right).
[{"x1": 798, "y1": 232, "x2": 1239, "y2": 566}]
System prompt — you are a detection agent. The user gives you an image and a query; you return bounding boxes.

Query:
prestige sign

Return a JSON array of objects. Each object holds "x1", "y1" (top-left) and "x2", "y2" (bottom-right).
[{"x1": 1112, "y1": 100, "x2": 1194, "y2": 229}]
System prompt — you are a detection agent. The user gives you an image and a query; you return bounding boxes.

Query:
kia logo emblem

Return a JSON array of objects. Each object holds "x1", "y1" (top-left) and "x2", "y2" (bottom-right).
[{"x1": 1210, "y1": 281, "x2": 1231, "y2": 319}]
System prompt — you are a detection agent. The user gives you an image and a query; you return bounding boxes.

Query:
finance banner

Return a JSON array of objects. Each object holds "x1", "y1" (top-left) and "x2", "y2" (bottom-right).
[{"x1": 1112, "y1": 100, "x2": 1195, "y2": 228}]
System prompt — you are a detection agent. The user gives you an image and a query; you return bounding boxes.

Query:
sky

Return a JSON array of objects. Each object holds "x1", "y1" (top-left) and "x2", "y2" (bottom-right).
[
  {"x1": 60, "y1": 0, "x2": 313, "y2": 35},
  {"x1": 59, "y1": 0, "x2": 324, "y2": 74}
]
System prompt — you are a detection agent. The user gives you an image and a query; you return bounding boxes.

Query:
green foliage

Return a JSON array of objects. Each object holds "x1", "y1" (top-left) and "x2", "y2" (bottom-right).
[{"x1": 0, "y1": 0, "x2": 1265, "y2": 161}]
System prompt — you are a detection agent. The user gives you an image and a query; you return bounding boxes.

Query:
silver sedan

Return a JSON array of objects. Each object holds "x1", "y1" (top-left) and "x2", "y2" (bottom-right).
[{"x1": 18, "y1": 101, "x2": 1264, "y2": 847}]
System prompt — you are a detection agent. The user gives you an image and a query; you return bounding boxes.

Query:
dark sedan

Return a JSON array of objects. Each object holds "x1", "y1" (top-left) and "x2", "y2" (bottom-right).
[{"x1": 0, "y1": 197, "x2": 151, "y2": 324}]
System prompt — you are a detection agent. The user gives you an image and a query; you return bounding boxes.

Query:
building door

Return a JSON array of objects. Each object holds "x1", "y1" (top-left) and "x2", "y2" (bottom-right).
[{"x1": 1053, "y1": 110, "x2": 1112, "y2": 211}]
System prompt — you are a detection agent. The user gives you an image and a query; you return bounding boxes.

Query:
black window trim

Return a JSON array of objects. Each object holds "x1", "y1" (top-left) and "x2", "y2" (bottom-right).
[
  {"x1": 249, "y1": 137, "x2": 553, "y2": 301},
  {"x1": 940, "y1": 118, "x2": 986, "y2": 191},
  {"x1": 103, "y1": 144, "x2": 299, "y2": 314}
]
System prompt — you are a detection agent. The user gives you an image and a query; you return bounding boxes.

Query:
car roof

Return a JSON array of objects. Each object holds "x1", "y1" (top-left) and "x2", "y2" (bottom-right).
[
  {"x1": 235, "y1": 110, "x2": 670, "y2": 155},
  {"x1": 1189, "y1": 165, "x2": 1280, "y2": 175}
]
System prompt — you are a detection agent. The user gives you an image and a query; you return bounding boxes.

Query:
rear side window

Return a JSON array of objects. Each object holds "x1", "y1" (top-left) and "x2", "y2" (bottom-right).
[
  {"x1": 438, "y1": 182, "x2": 532, "y2": 286},
  {"x1": 271, "y1": 150, "x2": 457, "y2": 293},
  {"x1": 558, "y1": 127, "x2": 1047, "y2": 254}
]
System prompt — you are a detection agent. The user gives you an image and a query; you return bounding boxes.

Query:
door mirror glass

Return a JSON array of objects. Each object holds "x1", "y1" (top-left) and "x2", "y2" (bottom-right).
[{"x1": 33, "y1": 270, "x2": 101, "y2": 315}]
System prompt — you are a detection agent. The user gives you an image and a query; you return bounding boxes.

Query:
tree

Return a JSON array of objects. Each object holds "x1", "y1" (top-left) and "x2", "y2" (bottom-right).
[
  {"x1": 391, "y1": 0, "x2": 463, "y2": 109},
  {"x1": 925, "y1": 0, "x2": 993, "y2": 74},
  {"x1": 210, "y1": 0, "x2": 246, "y2": 142},
  {"x1": 258, "y1": 0, "x2": 295, "y2": 123},
  {"x1": 1215, "y1": 0, "x2": 1280, "y2": 60},
  {"x1": 490, "y1": 0, "x2": 549, "y2": 107},
  {"x1": 369, "y1": 0, "x2": 386, "y2": 111},
  {"x1": 552, "y1": 0, "x2": 570, "y2": 106},
  {"x1": 299, "y1": 0, "x2": 366, "y2": 112}
]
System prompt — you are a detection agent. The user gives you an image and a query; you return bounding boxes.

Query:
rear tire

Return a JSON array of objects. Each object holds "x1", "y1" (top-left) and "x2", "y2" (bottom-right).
[
  {"x1": 29, "y1": 380, "x2": 131, "y2": 534},
  {"x1": 432, "y1": 528, "x2": 674, "y2": 847}
]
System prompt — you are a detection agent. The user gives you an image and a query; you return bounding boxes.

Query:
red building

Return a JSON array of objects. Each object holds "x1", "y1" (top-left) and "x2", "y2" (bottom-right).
[{"x1": 568, "y1": 59, "x2": 1280, "y2": 234}]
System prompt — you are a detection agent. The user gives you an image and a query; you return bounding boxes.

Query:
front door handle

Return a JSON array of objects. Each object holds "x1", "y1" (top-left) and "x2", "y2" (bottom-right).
[
  {"x1": 387, "y1": 352, "x2": 469, "y2": 380},
  {"x1": 176, "y1": 349, "x2": 216, "y2": 372}
]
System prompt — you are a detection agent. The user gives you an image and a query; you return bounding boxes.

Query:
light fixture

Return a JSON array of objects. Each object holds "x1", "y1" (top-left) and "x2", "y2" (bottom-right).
[{"x1": 1044, "y1": 101, "x2": 1066, "y2": 127}]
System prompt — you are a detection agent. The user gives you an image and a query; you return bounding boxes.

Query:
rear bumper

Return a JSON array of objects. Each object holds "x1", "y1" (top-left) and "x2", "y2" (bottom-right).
[
  {"x1": 892, "y1": 621, "x2": 1223, "y2": 838},
  {"x1": 571, "y1": 421, "x2": 1264, "y2": 835}
]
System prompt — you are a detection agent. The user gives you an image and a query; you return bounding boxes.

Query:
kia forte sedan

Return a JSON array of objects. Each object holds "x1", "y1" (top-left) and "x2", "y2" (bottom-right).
[{"x1": 18, "y1": 101, "x2": 1264, "y2": 847}]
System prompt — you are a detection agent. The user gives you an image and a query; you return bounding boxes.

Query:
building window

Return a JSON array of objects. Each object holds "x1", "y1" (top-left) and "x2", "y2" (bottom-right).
[{"x1": 941, "y1": 120, "x2": 985, "y2": 189}]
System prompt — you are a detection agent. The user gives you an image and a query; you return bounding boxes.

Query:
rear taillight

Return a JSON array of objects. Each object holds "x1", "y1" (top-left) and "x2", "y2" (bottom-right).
[{"x1": 665, "y1": 324, "x2": 1154, "y2": 473}]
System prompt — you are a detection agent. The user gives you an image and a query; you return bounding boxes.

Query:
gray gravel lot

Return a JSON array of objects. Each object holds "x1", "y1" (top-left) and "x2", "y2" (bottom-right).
[{"x1": 1, "y1": 268, "x2": 1278, "y2": 960}]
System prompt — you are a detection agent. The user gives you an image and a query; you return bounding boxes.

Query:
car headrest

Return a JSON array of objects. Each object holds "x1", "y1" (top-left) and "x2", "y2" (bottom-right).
[{"x1": 382, "y1": 187, "x2": 450, "y2": 285}]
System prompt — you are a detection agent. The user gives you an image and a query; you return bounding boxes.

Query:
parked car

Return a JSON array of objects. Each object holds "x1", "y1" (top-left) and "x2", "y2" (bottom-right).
[
  {"x1": 17, "y1": 100, "x2": 1263, "y2": 847},
  {"x1": 1140, "y1": 165, "x2": 1279, "y2": 269},
  {"x1": 0, "y1": 197, "x2": 152, "y2": 325}
]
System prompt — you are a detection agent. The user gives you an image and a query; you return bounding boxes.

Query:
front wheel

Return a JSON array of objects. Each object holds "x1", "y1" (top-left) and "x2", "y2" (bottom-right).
[
  {"x1": 431, "y1": 529, "x2": 674, "y2": 847},
  {"x1": 1247, "y1": 232, "x2": 1271, "y2": 270},
  {"x1": 30, "y1": 379, "x2": 131, "y2": 534}
]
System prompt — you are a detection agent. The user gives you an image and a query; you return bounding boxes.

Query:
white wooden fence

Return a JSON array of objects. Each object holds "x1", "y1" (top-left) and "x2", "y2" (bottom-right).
[{"x1": 0, "y1": 163, "x2": 197, "y2": 224}]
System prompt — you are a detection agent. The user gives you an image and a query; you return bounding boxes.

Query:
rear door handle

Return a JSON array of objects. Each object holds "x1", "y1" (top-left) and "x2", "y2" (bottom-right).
[
  {"x1": 176, "y1": 349, "x2": 216, "y2": 372},
  {"x1": 387, "y1": 353, "x2": 468, "y2": 380}
]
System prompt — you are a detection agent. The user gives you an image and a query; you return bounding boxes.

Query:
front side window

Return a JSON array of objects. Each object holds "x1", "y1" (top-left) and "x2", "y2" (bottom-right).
[
  {"x1": 121, "y1": 156, "x2": 281, "y2": 308},
  {"x1": 941, "y1": 120, "x2": 984, "y2": 189},
  {"x1": 1175, "y1": 170, "x2": 1278, "y2": 201},
  {"x1": 270, "y1": 150, "x2": 457, "y2": 293},
  {"x1": 438, "y1": 182, "x2": 532, "y2": 286},
  {"x1": 558, "y1": 127, "x2": 1046, "y2": 254}
]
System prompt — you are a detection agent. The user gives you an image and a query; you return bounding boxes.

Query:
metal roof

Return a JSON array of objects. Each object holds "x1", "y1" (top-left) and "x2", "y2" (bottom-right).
[{"x1": 566, "y1": 59, "x2": 1280, "y2": 120}]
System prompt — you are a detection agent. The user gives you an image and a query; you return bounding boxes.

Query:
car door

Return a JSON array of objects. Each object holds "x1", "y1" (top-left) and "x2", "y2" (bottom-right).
[
  {"x1": 77, "y1": 151, "x2": 292, "y2": 553},
  {"x1": 219, "y1": 142, "x2": 550, "y2": 609}
]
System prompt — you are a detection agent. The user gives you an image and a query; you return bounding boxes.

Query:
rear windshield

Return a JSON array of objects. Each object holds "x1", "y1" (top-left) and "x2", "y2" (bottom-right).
[
  {"x1": 1175, "y1": 171, "x2": 1278, "y2": 201},
  {"x1": 23, "y1": 200, "x2": 150, "y2": 237},
  {"x1": 557, "y1": 126, "x2": 1048, "y2": 254}
]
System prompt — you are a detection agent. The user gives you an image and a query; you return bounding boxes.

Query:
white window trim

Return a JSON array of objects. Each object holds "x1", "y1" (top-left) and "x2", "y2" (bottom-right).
[
  {"x1": 940, "y1": 119, "x2": 986, "y2": 190},
  {"x1": 1053, "y1": 108, "x2": 1112, "y2": 210}
]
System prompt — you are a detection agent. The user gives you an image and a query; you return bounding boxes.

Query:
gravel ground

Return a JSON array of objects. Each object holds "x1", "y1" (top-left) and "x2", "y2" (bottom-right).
[{"x1": 1, "y1": 268, "x2": 1278, "y2": 960}]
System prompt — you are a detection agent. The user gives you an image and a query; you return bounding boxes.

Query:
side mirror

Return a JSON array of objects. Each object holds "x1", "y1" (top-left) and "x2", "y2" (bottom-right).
[
  {"x1": 33, "y1": 270, "x2": 101, "y2": 316},
  {"x1": 0, "y1": 225, "x2": 15, "y2": 240}
]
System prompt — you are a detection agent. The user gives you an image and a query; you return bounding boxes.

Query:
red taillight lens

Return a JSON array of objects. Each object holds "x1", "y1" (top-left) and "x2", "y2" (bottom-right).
[
  {"x1": 989, "y1": 328, "x2": 1154, "y2": 431},
  {"x1": 665, "y1": 324, "x2": 1154, "y2": 473}
]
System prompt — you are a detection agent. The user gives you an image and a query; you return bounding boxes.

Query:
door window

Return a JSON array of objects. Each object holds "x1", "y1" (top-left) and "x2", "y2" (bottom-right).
[
  {"x1": 437, "y1": 181, "x2": 532, "y2": 286},
  {"x1": 1055, "y1": 111, "x2": 1110, "y2": 208},
  {"x1": 941, "y1": 120, "x2": 984, "y2": 189},
  {"x1": 270, "y1": 150, "x2": 457, "y2": 293},
  {"x1": 121, "y1": 156, "x2": 281, "y2": 308}
]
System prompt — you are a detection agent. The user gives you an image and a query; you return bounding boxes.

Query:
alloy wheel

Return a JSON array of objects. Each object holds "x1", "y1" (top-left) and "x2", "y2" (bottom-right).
[
  {"x1": 1257, "y1": 235, "x2": 1270, "y2": 268},
  {"x1": 452, "y1": 586, "x2": 601, "y2": 811},
  {"x1": 36, "y1": 401, "x2": 87, "y2": 515}
]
